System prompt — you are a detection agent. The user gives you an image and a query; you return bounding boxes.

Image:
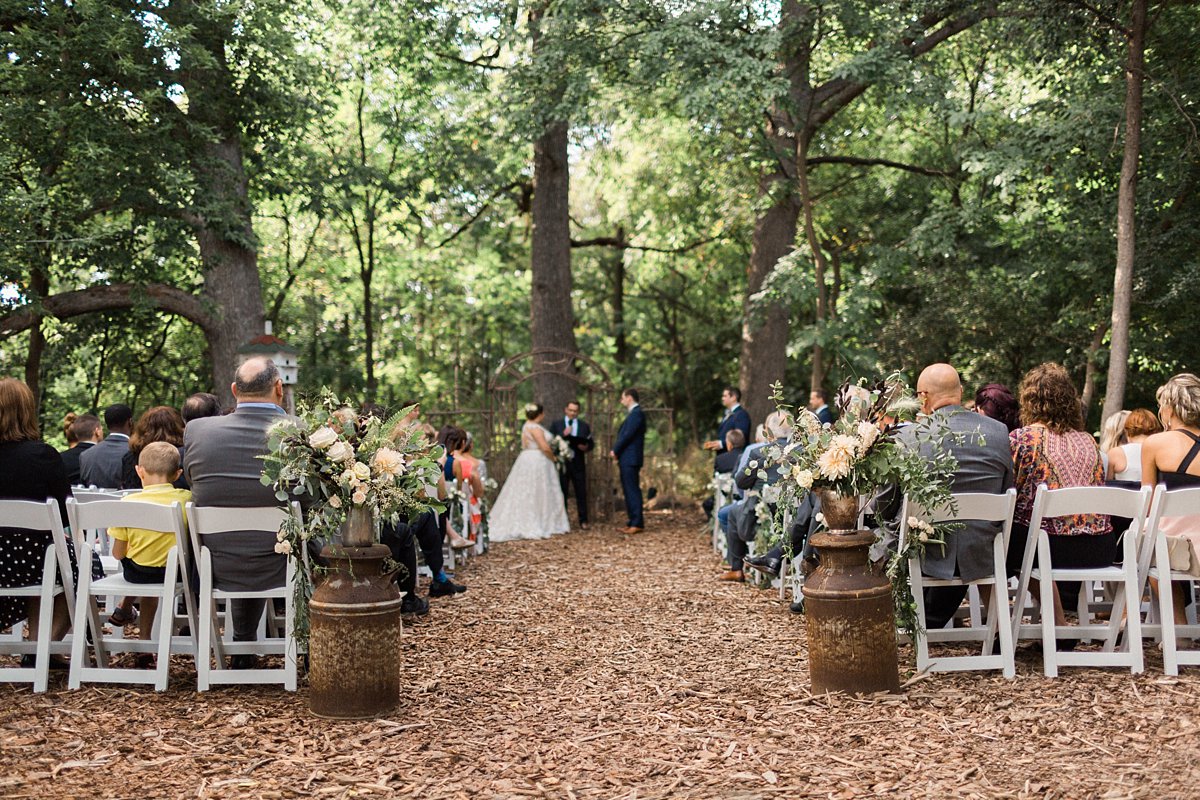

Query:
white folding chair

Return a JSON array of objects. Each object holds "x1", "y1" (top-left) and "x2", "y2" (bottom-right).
[
  {"x1": 0, "y1": 499, "x2": 76, "y2": 693},
  {"x1": 1139, "y1": 486, "x2": 1200, "y2": 675},
  {"x1": 899, "y1": 490, "x2": 1017, "y2": 678},
  {"x1": 186, "y1": 503, "x2": 299, "y2": 691},
  {"x1": 712, "y1": 483, "x2": 729, "y2": 556},
  {"x1": 1010, "y1": 484, "x2": 1151, "y2": 677},
  {"x1": 66, "y1": 498, "x2": 197, "y2": 691}
]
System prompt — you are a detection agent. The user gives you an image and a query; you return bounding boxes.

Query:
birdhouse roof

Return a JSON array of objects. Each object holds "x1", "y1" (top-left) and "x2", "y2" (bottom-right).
[{"x1": 237, "y1": 334, "x2": 299, "y2": 354}]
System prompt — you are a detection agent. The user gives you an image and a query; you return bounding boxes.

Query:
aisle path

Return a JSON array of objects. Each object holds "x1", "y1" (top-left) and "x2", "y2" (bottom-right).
[{"x1": 3, "y1": 510, "x2": 1200, "y2": 798}]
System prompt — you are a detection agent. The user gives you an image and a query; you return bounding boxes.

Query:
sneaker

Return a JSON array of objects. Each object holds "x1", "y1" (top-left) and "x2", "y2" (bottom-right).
[
  {"x1": 428, "y1": 577, "x2": 467, "y2": 597},
  {"x1": 401, "y1": 594, "x2": 430, "y2": 616}
]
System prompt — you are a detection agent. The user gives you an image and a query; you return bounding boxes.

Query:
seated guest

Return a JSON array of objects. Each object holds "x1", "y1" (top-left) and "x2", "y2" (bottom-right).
[
  {"x1": 703, "y1": 429, "x2": 746, "y2": 520},
  {"x1": 1098, "y1": 409, "x2": 1131, "y2": 475},
  {"x1": 0, "y1": 379, "x2": 102, "y2": 667},
  {"x1": 181, "y1": 392, "x2": 222, "y2": 424},
  {"x1": 715, "y1": 425, "x2": 768, "y2": 539},
  {"x1": 60, "y1": 413, "x2": 102, "y2": 486},
  {"x1": 1008, "y1": 362, "x2": 1110, "y2": 644},
  {"x1": 451, "y1": 431, "x2": 486, "y2": 537},
  {"x1": 120, "y1": 406, "x2": 187, "y2": 490},
  {"x1": 184, "y1": 357, "x2": 298, "y2": 666},
  {"x1": 79, "y1": 403, "x2": 133, "y2": 488},
  {"x1": 1141, "y1": 373, "x2": 1200, "y2": 625},
  {"x1": 974, "y1": 383, "x2": 1020, "y2": 432},
  {"x1": 106, "y1": 442, "x2": 192, "y2": 668},
  {"x1": 440, "y1": 427, "x2": 474, "y2": 550},
  {"x1": 720, "y1": 411, "x2": 793, "y2": 582},
  {"x1": 1107, "y1": 408, "x2": 1161, "y2": 482},
  {"x1": 875, "y1": 364, "x2": 1014, "y2": 630}
]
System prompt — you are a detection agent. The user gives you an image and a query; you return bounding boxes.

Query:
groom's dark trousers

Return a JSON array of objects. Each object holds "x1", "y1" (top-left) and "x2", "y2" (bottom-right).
[{"x1": 612, "y1": 405, "x2": 647, "y2": 529}]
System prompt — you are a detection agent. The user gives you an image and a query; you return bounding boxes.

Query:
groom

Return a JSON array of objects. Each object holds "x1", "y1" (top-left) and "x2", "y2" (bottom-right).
[
  {"x1": 610, "y1": 388, "x2": 647, "y2": 534},
  {"x1": 549, "y1": 400, "x2": 594, "y2": 529}
]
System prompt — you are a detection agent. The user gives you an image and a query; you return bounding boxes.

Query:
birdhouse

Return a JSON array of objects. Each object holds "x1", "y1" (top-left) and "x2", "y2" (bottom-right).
[{"x1": 237, "y1": 322, "x2": 300, "y2": 385}]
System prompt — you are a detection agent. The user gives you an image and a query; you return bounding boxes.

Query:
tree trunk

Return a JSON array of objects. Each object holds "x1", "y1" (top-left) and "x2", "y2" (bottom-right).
[
  {"x1": 1101, "y1": 0, "x2": 1148, "y2": 421},
  {"x1": 529, "y1": 118, "x2": 578, "y2": 412},
  {"x1": 797, "y1": 134, "x2": 834, "y2": 393},
  {"x1": 738, "y1": 169, "x2": 799, "y2": 428},
  {"x1": 1081, "y1": 319, "x2": 1111, "y2": 418},
  {"x1": 610, "y1": 226, "x2": 628, "y2": 369},
  {"x1": 196, "y1": 221, "x2": 264, "y2": 404}
]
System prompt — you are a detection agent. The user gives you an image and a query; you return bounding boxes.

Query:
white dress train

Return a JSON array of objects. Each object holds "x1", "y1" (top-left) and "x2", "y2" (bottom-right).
[{"x1": 488, "y1": 423, "x2": 570, "y2": 542}]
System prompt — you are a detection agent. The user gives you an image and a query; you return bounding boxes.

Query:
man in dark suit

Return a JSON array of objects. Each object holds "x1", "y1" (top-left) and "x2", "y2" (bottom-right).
[
  {"x1": 609, "y1": 388, "x2": 647, "y2": 534},
  {"x1": 184, "y1": 356, "x2": 293, "y2": 665},
  {"x1": 549, "y1": 400, "x2": 594, "y2": 530},
  {"x1": 79, "y1": 404, "x2": 133, "y2": 488},
  {"x1": 60, "y1": 414, "x2": 102, "y2": 486},
  {"x1": 875, "y1": 363, "x2": 1014, "y2": 629},
  {"x1": 808, "y1": 389, "x2": 834, "y2": 426},
  {"x1": 703, "y1": 386, "x2": 752, "y2": 453}
]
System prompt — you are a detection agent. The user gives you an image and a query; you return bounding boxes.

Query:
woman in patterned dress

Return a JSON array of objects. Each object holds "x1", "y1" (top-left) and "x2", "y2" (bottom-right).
[{"x1": 1007, "y1": 363, "x2": 1112, "y2": 633}]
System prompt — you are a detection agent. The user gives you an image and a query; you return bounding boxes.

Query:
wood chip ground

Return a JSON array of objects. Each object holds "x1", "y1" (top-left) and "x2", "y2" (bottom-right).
[{"x1": 3, "y1": 509, "x2": 1199, "y2": 798}]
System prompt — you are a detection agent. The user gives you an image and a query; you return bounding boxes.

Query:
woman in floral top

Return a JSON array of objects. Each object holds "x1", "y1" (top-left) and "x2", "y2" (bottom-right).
[{"x1": 1008, "y1": 363, "x2": 1111, "y2": 634}]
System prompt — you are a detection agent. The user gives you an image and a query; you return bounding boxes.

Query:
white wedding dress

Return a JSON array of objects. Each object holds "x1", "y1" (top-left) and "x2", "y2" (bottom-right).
[{"x1": 488, "y1": 422, "x2": 570, "y2": 542}]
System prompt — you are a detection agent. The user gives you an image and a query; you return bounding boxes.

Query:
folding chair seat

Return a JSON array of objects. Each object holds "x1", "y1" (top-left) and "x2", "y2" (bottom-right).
[
  {"x1": 66, "y1": 498, "x2": 197, "y2": 691},
  {"x1": 0, "y1": 499, "x2": 76, "y2": 692},
  {"x1": 1139, "y1": 486, "x2": 1200, "y2": 675},
  {"x1": 186, "y1": 503, "x2": 299, "y2": 691},
  {"x1": 1010, "y1": 484, "x2": 1151, "y2": 677},
  {"x1": 900, "y1": 489, "x2": 1017, "y2": 678}
]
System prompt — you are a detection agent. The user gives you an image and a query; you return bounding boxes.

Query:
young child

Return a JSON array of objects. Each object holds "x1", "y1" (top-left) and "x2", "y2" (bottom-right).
[{"x1": 106, "y1": 441, "x2": 191, "y2": 667}]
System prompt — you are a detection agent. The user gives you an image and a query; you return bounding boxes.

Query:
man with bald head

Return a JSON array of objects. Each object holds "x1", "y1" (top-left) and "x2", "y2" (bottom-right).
[
  {"x1": 184, "y1": 357, "x2": 292, "y2": 666},
  {"x1": 879, "y1": 363, "x2": 1014, "y2": 629}
]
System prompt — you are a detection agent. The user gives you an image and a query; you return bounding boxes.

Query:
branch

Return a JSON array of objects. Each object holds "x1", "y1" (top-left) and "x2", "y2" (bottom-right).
[
  {"x1": 435, "y1": 181, "x2": 524, "y2": 248},
  {"x1": 807, "y1": 155, "x2": 953, "y2": 178},
  {"x1": 0, "y1": 283, "x2": 215, "y2": 336},
  {"x1": 570, "y1": 235, "x2": 721, "y2": 254},
  {"x1": 811, "y1": 6, "x2": 1001, "y2": 129}
]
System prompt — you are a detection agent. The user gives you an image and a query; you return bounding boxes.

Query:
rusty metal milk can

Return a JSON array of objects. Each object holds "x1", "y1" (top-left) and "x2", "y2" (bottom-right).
[
  {"x1": 802, "y1": 490, "x2": 900, "y2": 694},
  {"x1": 308, "y1": 506, "x2": 403, "y2": 719}
]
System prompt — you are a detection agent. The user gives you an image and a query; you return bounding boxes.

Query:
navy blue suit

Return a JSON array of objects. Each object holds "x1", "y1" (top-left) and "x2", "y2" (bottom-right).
[
  {"x1": 612, "y1": 404, "x2": 647, "y2": 528},
  {"x1": 814, "y1": 404, "x2": 834, "y2": 426},
  {"x1": 715, "y1": 405, "x2": 752, "y2": 452}
]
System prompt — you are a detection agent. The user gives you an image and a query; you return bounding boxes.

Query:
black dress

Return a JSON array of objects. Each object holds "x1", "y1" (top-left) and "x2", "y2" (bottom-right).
[{"x1": 0, "y1": 440, "x2": 101, "y2": 629}]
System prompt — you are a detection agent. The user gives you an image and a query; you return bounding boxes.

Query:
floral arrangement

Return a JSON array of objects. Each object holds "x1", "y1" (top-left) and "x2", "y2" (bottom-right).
[
  {"x1": 260, "y1": 393, "x2": 444, "y2": 641},
  {"x1": 759, "y1": 377, "x2": 962, "y2": 633},
  {"x1": 550, "y1": 434, "x2": 573, "y2": 473},
  {"x1": 708, "y1": 472, "x2": 735, "y2": 497}
]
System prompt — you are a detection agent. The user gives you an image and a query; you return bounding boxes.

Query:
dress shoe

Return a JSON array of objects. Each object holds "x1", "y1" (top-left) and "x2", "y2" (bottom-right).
[
  {"x1": 744, "y1": 555, "x2": 781, "y2": 577},
  {"x1": 718, "y1": 570, "x2": 744, "y2": 582},
  {"x1": 230, "y1": 654, "x2": 258, "y2": 670},
  {"x1": 20, "y1": 654, "x2": 69, "y2": 670},
  {"x1": 429, "y1": 577, "x2": 467, "y2": 597},
  {"x1": 401, "y1": 593, "x2": 430, "y2": 616},
  {"x1": 789, "y1": 600, "x2": 805, "y2": 614},
  {"x1": 621, "y1": 526, "x2": 644, "y2": 534}
]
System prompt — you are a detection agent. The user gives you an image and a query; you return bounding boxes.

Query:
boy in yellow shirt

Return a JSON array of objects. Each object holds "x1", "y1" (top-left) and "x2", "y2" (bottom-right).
[{"x1": 107, "y1": 442, "x2": 191, "y2": 663}]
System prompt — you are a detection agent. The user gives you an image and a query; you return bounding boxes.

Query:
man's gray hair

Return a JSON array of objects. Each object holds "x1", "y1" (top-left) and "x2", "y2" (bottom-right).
[{"x1": 235, "y1": 358, "x2": 280, "y2": 397}]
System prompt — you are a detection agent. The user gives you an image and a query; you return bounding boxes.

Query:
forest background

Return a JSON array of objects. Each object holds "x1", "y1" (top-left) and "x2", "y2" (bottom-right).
[{"x1": 1, "y1": 0, "x2": 1197, "y2": 449}]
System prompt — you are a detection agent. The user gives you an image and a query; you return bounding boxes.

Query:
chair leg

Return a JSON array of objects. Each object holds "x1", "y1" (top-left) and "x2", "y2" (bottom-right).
[
  {"x1": 910, "y1": 558, "x2": 931, "y2": 672},
  {"x1": 33, "y1": 549, "x2": 56, "y2": 693},
  {"x1": 198, "y1": 553, "x2": 213, "y2": 692},
  {"x1": 69, "y1": 555, "x2": 92, "y2": 690},
  {"x1": 1039, "y1": 535, "x2": 1058, "y2": 678}
]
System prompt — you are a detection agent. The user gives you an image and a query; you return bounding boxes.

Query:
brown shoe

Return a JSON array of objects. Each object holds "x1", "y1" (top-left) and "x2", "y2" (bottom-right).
[
  {"x1": 718, "y1": 570, "x2": 745, "y2": 582},
  {"x1": 622, "y1": 526, "x2": 644, "y2": 534}
]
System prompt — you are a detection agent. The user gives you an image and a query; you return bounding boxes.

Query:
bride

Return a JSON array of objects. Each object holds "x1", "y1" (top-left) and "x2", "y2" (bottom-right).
[{"x1": 488, "y1": 403, "x2": 570, "y2": 542}]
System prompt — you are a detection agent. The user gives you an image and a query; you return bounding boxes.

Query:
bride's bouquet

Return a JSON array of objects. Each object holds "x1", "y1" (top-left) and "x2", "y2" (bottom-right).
[{"x1": 549, "y1": 434, "x2": 573, "y2": 473}]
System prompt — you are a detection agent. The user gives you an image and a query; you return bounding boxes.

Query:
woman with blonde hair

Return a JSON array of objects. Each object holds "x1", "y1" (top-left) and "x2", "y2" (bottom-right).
[
  {"x1": 1141, "y1": 374, "x2": 1200, "y2": 621},
  {"x1": 1107, "y1": 409, "x2": 1162, "y2": 482}
]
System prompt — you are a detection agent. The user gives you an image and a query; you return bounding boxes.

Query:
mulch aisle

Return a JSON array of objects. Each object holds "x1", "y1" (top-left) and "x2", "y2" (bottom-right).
[{"x1": 3, "y1": 509, "x2": 1200, "y2": 798}]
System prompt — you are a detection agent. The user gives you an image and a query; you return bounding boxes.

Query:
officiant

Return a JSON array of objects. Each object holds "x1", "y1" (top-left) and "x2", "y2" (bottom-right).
[{"x1": 550, "y1": 400, "x2": 594, "y2": 530}]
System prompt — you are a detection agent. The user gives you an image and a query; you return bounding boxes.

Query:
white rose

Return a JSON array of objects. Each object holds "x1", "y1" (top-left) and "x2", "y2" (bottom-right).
[
  {"x1": 907, "y1": 516, "x2": 920, "y2": 528},
  {"x1": 308, "y1": 426, "x2": 338, "y2": 450},
  {"x1": 352, "y1": 488, "x2": 368, "y2": 505},
  {"x1": 918, "y1": 531, "x2": 929, "y2": 543},
  {"x1": 328, "y1": 494, "x2": 342, "y2": 509},
  {"x1": 815, "y1": 512, "x2": 825, "y2": 525},
  {"x1": 327, "y1": 440, "x2": 355, "y2": 463},
  {"x1": 372, "y1": 447, "x2": 405, "y2": 478},
  {"x1": 334, "y1": 407, "x2": 358, "y2": 427},
  {"x1": 352, "y1": 461, "x2": 371, "y2": 482},
  {"x1": 273, "y1": 540, "x2": 292, "y2": 555},
  {"x1": 796, "y1": 469, "x2": 814, "y2": 489}
]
